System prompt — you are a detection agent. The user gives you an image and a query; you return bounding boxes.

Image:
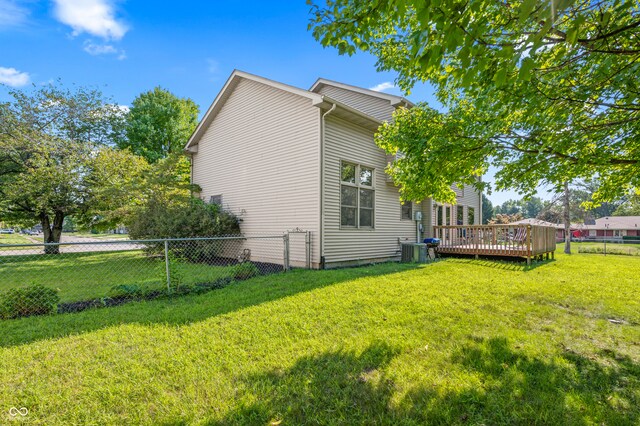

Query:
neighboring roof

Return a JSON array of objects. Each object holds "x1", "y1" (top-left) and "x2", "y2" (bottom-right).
[
  {"x1": 185, "y1": 70, "x2": 383, "y2": 149},
  {"x1": 582, "y1": 216, "x2": 640, "y2": 230},
  {"x1": 309, "y1": 77, "x2": 414, "y2": 108},
  {"x1": 511, "y1": 218, "x2": 569, "y2": 229}
]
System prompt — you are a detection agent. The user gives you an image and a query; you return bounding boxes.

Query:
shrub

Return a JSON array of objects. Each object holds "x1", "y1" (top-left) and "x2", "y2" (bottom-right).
[
  {"x1": 0, "y1": 284, "x2": 60, "y2": 320},
  {"x1": 128, "y1": 197, "x2": 241, "y2": 261},
  {"x1": 128, "y1": 197, "x2": 240, "y2": 240},
  {"x1": 233, "y1": 262, "x2": 260, "y2": 280}
]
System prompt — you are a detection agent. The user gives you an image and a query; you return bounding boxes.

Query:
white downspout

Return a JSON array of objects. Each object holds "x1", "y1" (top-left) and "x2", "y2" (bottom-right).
[{"x1": 320, "y1": 103, "x2": 337, "y2": 268}]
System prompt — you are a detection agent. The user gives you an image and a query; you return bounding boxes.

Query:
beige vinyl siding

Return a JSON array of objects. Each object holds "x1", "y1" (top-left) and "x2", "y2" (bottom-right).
[
  {"x1": 323, "y1": 115, "x2": 416, "y2": 265},
  {"x1": 191, "y1": 77, "x2": 320, "y2": 267},
  {"x1": 457, "y1": 183, "x2": 482, "y2": 225},
  {"x1": 316, "y1": 85, "x2": 396, "y2": 122},
  {"x1": 429, "y1": 183, "x2": 482, "y2": 227}
]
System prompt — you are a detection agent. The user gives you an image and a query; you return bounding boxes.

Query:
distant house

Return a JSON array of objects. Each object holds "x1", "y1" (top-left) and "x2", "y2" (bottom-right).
[
  {"x1": 185, "y1": 70, "x2": 482, "y2": 268},
  {"x1": 510, "y1": 218, "x2": 574, "y2": 242},
  {"x1": 581, "y1": 216, "x2": 640, "y2": 239}
]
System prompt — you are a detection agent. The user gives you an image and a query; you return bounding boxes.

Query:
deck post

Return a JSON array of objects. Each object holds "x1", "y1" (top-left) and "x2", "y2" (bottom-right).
[
  {"x1": 526, "y1": 225, "x2": 532, "y2": 265},
  {"x1": 475, "y1": 227, "x2": 479, "y2": 259}
]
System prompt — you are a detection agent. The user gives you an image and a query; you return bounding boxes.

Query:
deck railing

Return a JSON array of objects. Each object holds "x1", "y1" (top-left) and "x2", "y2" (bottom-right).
[{"x1": 433, "y1": 224, "x2": 556, "y2": 263}]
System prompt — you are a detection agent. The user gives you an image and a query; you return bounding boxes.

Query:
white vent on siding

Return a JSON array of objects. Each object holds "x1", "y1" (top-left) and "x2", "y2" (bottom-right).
[{"x1": 209, "y1": 194, "x2": 223, "y2": 205}]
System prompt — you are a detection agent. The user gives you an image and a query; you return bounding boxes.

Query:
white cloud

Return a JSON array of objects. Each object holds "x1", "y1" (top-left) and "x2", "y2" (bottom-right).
[
  {"x1": 369, "y1": 82, "x2": 396, "y2": 92},
  {"x1": 53, "y1": 0, "x2": 127, "y2": 40},
  {"x1": 0, "y1": 66, "x2": 30, "y2": 87},
  {"x1": 83, "y1": 40, "x2": 126, "y2": 59},
  {"x1": 0, "y1": 0, "x2": 30, "y2": 29}
]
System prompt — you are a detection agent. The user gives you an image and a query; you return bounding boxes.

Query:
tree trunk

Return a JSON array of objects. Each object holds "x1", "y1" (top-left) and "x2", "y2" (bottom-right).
[
  {"x1": 563, "y1": 181, "x2": 571, "y2": 255},
  {"x1": 41, "y1": 211, "x2": 65, "y2": 254}
]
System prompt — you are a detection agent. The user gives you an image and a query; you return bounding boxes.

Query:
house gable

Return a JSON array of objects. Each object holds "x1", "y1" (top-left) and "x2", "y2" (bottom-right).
[
  {"x1": 310, "y1": 78, "x2": 412, "y2": 122},
  {"x1": 186, "y1": 70, "x2": 325, "y2": 150}
]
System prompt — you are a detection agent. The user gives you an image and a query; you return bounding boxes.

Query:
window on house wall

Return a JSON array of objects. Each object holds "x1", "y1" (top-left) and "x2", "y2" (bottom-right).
[
  {"x1": 401, "y1": 202, "x2": 412, "y2": 220},
  {"x1": 468, "y1": 207, "x2": 475, "y2": 225},
  {"x1": 209, "y1": 195, "x2": 223, "y2": 205},
  {"x1": 341, "y1": 161, "x2": 375, "y2": 228},
  {"x1": 445, "y1": 206, "x2": 451, "y2": 225},
  {"x1": 437, "y1": 205, "x2": 443, "y2": 226},
  {"x1": 457, "y1": 206, "x2": 464, "y2": 225}
]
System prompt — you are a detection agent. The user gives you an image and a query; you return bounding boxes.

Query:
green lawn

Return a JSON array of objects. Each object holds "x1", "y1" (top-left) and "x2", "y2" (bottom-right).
[
  {"x1": 0, "y1": 251, "x2": 638, "y2": 425},
  {"x1": 66, "y1": 232, "x2": 130, "y2": 240},
  {"x1": 0, "y1": 233, "x2": 36, "y2": 250},
  {"x1": 0, "y1": 251, "x2": 237, "y2": 303}
]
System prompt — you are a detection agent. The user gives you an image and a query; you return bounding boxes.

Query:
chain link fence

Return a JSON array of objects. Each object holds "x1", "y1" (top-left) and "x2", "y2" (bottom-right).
[
  {"x1": 0, "y1": 233, "x2": 310, "y2": 321},
  {"x1": 573, "y1": 238, "x2": 640, "y2": 256}
]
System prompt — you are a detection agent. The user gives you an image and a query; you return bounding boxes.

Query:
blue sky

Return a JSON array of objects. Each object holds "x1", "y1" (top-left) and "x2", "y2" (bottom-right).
[{"x1": 0, "y1": 0, "x2": 541, "y2": 205}]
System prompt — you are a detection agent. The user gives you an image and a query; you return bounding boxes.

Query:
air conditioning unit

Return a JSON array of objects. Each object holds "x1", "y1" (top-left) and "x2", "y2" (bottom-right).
[{"x1": 401, "y1": 243, "x2": 427, "y2": 263}]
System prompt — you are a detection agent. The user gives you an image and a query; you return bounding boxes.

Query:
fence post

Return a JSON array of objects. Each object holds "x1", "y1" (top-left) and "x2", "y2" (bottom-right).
[
  {"x1": 305, "y1": 231, "x2": 311, "y2": 269},
  {"x1": 164, "y1": 239, "x2": 171, "y2": 292},
  {"x1": 283, "y1": 233, "x2": 290, "y2": 272}
]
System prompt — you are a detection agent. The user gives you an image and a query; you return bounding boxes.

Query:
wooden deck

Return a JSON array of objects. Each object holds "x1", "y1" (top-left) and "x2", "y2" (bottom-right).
[{"x1": 433, "y1": 224, "x2": 557, "y2": 264}]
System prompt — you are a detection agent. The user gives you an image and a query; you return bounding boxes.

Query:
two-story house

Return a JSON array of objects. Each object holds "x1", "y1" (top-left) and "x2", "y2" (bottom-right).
[{"x1": 185, "y1": 70, "x2": 481, "y2": 268}]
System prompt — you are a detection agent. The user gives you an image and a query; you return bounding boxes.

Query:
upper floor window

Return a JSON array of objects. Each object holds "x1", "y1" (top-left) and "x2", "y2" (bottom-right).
[
  {"x1": 341, "y1": 161, "x2": 374, "y2": 228},
  {"x1": 453, "y1": 184, "x2": 465, "y2": 198}
]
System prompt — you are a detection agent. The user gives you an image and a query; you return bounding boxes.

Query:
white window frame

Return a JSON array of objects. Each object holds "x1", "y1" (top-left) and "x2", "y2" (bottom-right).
[{"x1": 340, "y1": 161, "x2": 375, "y2": 229}]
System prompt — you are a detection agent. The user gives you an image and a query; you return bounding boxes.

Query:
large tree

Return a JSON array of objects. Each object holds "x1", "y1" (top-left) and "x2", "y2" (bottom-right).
[
  {"x1": 494, "y1": 196, "x2": 545, "y2": 218},
  {"x1": 614, "y1": 191, "x2": 640, "y2": 215},
  {"x1": 0, "y1": 84, "x2": 147, "y2": 252},
  {"x1": 119, "y1": 87, "x2": 199, "y2": 163},
  {"x1": 310, "y1": 0, "x2": 640, "y2": 205},
  {"x1": 481, "y1": 194, "x2": 494, "y2": 224}
]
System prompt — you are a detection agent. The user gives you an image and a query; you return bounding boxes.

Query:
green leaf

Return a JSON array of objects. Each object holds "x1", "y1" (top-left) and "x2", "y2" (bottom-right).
[
  {"x1": 493, "y1": 67, "x2": 508, "y2": 87},
  {"x1": 518, "y1": 57, "x2": 536, "y2": 81},
  {"x1": 519, "y1": 0, "x2": 538, "y2": 23}
]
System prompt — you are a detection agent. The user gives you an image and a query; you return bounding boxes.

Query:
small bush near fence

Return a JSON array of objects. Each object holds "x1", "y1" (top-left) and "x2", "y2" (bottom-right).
[
  {"x1": 0, "y1": 284, "x2": 60, "y2": 319},
  {"x1": 233, "y1": 262, "x2": 260, "y2": 280}
]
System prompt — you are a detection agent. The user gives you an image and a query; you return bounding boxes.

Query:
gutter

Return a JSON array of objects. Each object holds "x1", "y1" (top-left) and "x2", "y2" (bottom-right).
[{"x1": 320, "y1": 102, "x2": 337, "y2": 269}]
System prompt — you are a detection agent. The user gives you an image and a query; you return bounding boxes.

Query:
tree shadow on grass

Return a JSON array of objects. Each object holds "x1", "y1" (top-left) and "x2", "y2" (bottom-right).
[
  {"x1": 204, "y1": 341, "x2": 403, "y2": 426},
  {"x1": 207, "y1": 338, "x2": 639, "y2": 425},
  {"x1": 0, "y1": 263, "x2": 420, "y2": 348}
]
